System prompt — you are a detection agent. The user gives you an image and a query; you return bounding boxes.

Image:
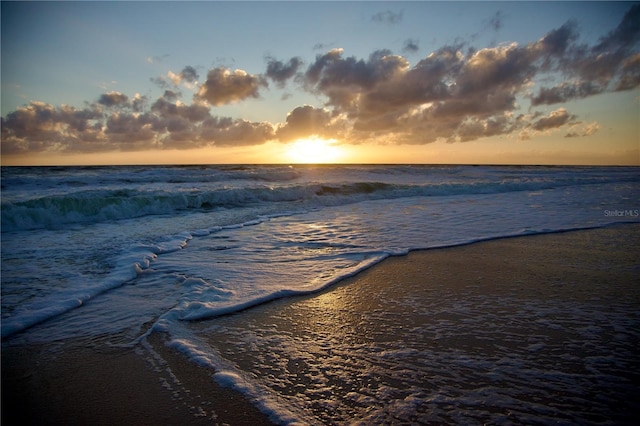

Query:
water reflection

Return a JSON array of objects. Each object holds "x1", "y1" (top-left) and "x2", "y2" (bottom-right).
[{"x1": 189, "y1": 241, "x2": 640, "y2": 425}]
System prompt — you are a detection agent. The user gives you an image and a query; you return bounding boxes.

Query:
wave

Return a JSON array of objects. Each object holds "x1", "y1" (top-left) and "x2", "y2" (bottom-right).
[{"x1": 2, "y1": 171, "x2": 637, "y2": 231}]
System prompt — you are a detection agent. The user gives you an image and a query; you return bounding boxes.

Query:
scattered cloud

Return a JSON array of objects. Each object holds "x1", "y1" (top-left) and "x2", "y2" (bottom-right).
[
  {"x1": 371, "y1": 10, "x2": 403, "y2": 25},
  {"x1": 313, "y1": 42, "x2": 335, "y2": 51},
  {"x1": 153, "y1": 66, "x2": 200, "y2": 90},
  {"x1": 265, "y1": 57, "x2": 303, "y2": 87},
  {"x1": 146, "y1": 54, "x2": 170, "y2": 64},
  {"x1": 489, "y1": 11, "x2": 504, "y2": 32},
  {"x1": 175, "y1": 66, "x2": 200, "y2": 85},
  {"x1": 565, "y1": 121, "x2": 601, "y2": 138},
  {"x1": 2, "y1": 4, "x2": 638, "y2": 156},
  {"x1": 531, "y1": 108, "x2": 575, "y2": 132},
  {"x1": 194, "y1": 67, "x2": 267, "y2": 106},
  {"x1": 531, "y1": 80, "x2": 603, "y2": 106},
  {"x1": 402, "y1": 38, "x2": 420, "y2": 54},
  {"x1": 98, "y1": 91, "x2": 129, "y2": 107}
]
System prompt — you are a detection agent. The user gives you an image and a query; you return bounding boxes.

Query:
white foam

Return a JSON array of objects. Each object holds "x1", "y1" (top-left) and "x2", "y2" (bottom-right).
[{"x1": 1, "y1": 168, "x2": 636, "y2": 344}]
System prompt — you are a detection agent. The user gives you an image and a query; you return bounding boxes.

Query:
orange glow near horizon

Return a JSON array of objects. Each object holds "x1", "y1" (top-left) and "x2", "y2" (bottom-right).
[{"x1": 285, "y1": 137, "x2": 345, "y2": 164}]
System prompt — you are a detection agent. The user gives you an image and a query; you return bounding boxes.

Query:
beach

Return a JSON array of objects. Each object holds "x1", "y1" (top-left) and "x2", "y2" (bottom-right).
[{"x1": 2, "y1": 223, "x2": 639, "y2": 425}]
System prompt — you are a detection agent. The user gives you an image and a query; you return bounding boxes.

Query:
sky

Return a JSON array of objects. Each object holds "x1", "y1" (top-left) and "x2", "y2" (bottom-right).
[{"x1": 1, "y1": 1, "x2": 639, "y2": 166}]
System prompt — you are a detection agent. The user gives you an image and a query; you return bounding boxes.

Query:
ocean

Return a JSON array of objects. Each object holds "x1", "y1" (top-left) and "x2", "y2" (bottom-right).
[{"x1": 2, "y1": 164, "x2": 639, "y2": 423}]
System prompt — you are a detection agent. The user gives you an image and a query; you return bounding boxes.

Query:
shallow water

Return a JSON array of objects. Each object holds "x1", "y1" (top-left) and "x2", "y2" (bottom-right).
[
  {"x1": 175, "y1": 227, "x2": 640, "y2": 425},
  {"x1": 2, "y1": 165, "x2": 639, "y2": 424}
]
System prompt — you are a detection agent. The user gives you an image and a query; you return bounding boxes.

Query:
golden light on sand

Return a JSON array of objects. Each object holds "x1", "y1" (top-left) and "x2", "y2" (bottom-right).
[{"x1": 285, "y1": 137, "x2": 344, "y2": 164}]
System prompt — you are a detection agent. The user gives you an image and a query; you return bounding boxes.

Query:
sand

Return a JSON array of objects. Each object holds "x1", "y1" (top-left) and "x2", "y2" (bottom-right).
[
  {"x1": 2, "y1": 224, "x2": 639, "y2": 425},
  {"x1": 1, "y1": 333, "x2": 270, "y2": 425}
]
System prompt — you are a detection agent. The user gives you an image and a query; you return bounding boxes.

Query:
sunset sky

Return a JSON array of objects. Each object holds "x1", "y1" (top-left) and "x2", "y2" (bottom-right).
[{"x1": 2, "y1": 1, "x2": 639, "y2": 166}]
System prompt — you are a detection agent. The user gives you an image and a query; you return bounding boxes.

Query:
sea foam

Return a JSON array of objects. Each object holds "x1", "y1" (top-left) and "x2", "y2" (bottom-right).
[{"x1": 2, "y1": 165, "x2": 638, "y2": 343}]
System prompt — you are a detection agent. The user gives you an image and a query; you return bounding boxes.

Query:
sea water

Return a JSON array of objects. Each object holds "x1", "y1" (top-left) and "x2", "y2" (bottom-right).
[{"x1": 2, "y1": 165, "x2": 639, "y2": 423}]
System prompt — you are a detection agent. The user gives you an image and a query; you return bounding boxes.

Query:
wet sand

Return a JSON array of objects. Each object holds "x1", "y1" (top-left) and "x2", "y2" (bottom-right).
[
  {"x1": 2, "y1": 224, "x2": 639, "y2": 425},
  {"x1": 1, "y1": 333, "x2": 271, "y2": 425}
]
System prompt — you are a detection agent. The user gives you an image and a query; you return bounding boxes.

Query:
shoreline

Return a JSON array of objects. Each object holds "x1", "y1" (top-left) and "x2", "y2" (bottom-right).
[{"x1": 3, "y1": 223, "x2": 639, "y2": 425}]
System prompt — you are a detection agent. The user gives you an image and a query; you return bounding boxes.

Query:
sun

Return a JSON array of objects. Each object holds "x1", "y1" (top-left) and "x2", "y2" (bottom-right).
[{"x1": 285, "y1": 136, "x2": 344, "y2": 164}]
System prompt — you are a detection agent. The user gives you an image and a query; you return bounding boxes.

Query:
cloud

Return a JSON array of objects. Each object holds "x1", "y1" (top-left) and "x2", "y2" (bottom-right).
[
  {"x1": 195, "y1": 67, "x2": 267, "y2": 106},
  {"x1": 592, "y1": 4, "x2": 639, "y2": 54},
  {"x1": 531, "y1": 108, "x2": 575, "y2": 132},
  {"x1": 151, "y1": 97, "x2": 210, "y2": 123},
  {"x1": 531, "y1": 80, "x2": 603, "y2": 106},
  {"x1": 146, "y1": 54, "x2": 170, "y2": 64},
  {"x1": 536, "y1": 21, "x2": 578, "y2": 58},
  {"x1": 453, "y1": 113, "x2": 514, "y2": 142},
  {"x1": 1, "y1": 101, "x2": 105, "y2": 153},
  {"x1": 615, "y1": 52, "x2": 640, "y2": 91},
  {"x1": 313, "y1": 42, "x2": 335, "y2": 51},
  {"x1": 2, "y1": 4, "x2": 638, "y2": 157},
  {"x1": 104, "y1": 111, "x2": 158, "y2": 146},
  {"x1": 98, "y1": 91, "x2": 129, "y2": 107},
  {"x1": 152, "y1": 66, "x2": 200, "y2": 90},
  {"x1": 300, "y1": 5, "x2": 638, "y2": 144},
  {"x1": 553, "y1": 5, "x2": 639, "y2": 91},
  {"x1": 305, "y1": 48, "x2": 411, "y2": 111},
  {"x1": 276, "y1": 105, "x2": 337, "y2": 142},
  {"x1": 150, "y1": 76, "x2": 170, "y2": 89},
  {"x1": 402, "y1": 39, "x2": 420, "y2": 54},
  {"x1": 565, "y1": 121, "x2": 600, "y2": 138},
  {"x1": 527, "y1": 8, "x2": 638, "y2": 105},
  {"x1": 168, "y1": 65, "x2": 200, "y2": 86},
  {"x1": 371, "y1": 10, "x2": 403, "y2": 25},
  {"x1": 489, "y1": 11, "x2": 504, "y2": 32},
  {"x1": 162, "y1": 90, "x2": 181, "y2": 102},
  {"x1": 265, "y1": 57, "x2": 303, "y2": 86},
  {"x1": 1, "y1": 95, "x2": 275, "y2": 153},
  {"x1": 200, "y1": 116, "x2": 274, "y2": 146}
]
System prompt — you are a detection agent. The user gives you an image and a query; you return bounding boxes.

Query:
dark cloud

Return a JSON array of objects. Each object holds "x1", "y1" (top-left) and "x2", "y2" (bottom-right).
[
  {"x1": 1, "y1": 95, "x2": 275, "y2": 153},
  {"x1": 200, "y1": 116, "x2": 274, "y2": 146},
  {"x1": 276, "y1": 105, "x2": 336, "y2": 142},
  {"x1": 104, "y1": 111, "x2": 158, "y2": 144},
  {"x1": 2, "y1": 101, "x2": 100, "y2": 140},
  {"x1": 531, "y1": 80, "x2": 603, "y2": 106},
  {"x1": 305, "y1": 48, "x2": 411, "y2": 111},
  {"x1": 531, "y1": 108, "x2": 575, "y2": 131},
  {"x1": 179, "y1": 66, "x2": 199, "y2": 84},
  {"x1": 313, "y1": 42, "x2": 334, "y2": 51},
  {"x1": 98, "y1": 91, "x2": 129, "y2": 107},
  {"x1": 402, "y1": 38, "x2": 420, "y2": 54},
  {"x1": 151, "y1": 66, "x2": 199, "y2": 89},
  {"x1": 489, "y1": 11, "x2": 504, "y2": 32},
  {"x1": 454, "y1": 43, "x2": 537, "y2": 98},
  {"x1": 371, "y1": 10, "x2": 403, "y2": 25},
  {"x1": 168, "y1": 66, "x2": 199, "y2": 86},
  {"x1": 301, "y1": 5, "x2": 638, "y2": 144},
  {"x1": 550, "y1": 5, "x2": 639, "y2": 93},
  {"x1": 454, "y1": 113, "x2": 514, "y2": 142},
  {"x1": 3, "y1": 4, "x2": 638, "y2": 156},
  {"x1": 162, "y1": 90, "x2": 181, "y2": 102},
  {"x1": 195, "y1": 67, "x2": 267, "y2": 106},
  {"x1": 265, "y1": 57, "x2": 303, "y2": 86},
  {"x1": 151, "y1": 97, "x2": 210, "y2": 122},
  {"x1": 150, "y1": 76, "x2": 170, "y2": 89},
  {"x1": 592, "y1": 4, "x2": 639, "y2": 54},
  {"x1": 537, "y1": 21, "x2": 578, "y2": 57},
  {"x1": 470, "y1": 10, "x2": 506, "y2": 42},
  {"x1": 616, "y1": 53, "x2": 640, "y2": 91}
]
